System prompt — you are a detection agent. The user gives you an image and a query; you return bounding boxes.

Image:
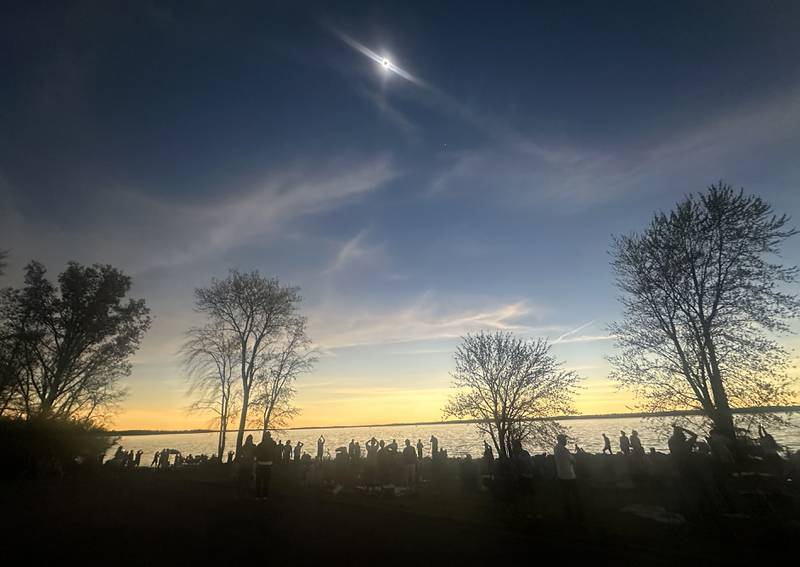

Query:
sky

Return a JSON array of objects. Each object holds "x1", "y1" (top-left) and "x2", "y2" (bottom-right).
[{"x1": 2, "y1": 1, "x2": 800, "y2": 429}]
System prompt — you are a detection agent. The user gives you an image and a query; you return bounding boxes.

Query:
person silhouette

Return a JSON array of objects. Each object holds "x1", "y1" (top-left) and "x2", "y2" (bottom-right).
[
  {"x1": 759, "y1": 425, "x2": 779, "y2": 458},
  {"x1": 430, "y1": 435, "x2": 439, "y2": 459},
  {"x1": 255, "y1": 432, "x2": 276, "y2": 499},
  {"x1": 602, "y1": 433, "x2": 612, "y2": 454},
  {"x1": 365, "y1": 437, "x2": 379, "y2": 488},
  {"x1": 294, "y1": 441, "x2": 303, "y2": 461},
  {"x1": 284, "y1": 441, "x2": 293, "y2": 462},
  {"x1": 554, "y1": 434, "x2": 582, "y2": 523},
  {"x1": 151, "y1": 451, "x2": 159, "y2": 467},
  {"x1": 317, "y1": 435, "x2": 325, "y2": 460},
  {"x1": 416, "y1": 439, "x2": 424, "y2": 460},
  {"x1": 630, "y1": 430, "x2": 644, "y2": 456},
  {"x1": 619, "y1": 431, "x2": 631, "y2": 455},
  {"x1": 238, "y1": 435, "x2": 256, "y2": 498},
  {"x1": 403, "y1": 439, "x2": 418, "y2": 486},
  {"x1": 483, "y1": 441, "x2": 494, "y2": 476}
]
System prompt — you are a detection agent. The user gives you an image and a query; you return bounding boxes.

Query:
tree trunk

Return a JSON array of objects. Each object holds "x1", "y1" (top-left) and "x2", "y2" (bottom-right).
[
  {"x1": 217, "y1": 420, "x2": 227, "y2": 460},
  {"x1": 235, "y1": 386, "x2": 249, "y2": 455},
  {"x1": 262, "y1": 405, "x2": 273, "y2": 438}
]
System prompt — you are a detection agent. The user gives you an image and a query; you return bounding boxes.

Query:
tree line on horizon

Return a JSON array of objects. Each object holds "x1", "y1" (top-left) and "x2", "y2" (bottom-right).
[{"x1": 0, "y1": 181, "x2": 797, "y2": 462}]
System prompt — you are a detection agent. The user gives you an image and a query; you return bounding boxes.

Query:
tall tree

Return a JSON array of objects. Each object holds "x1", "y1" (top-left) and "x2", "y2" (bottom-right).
[
  {"x1": 443, "y1": 331, "x2": 581, "y2": 459},
  {"x1": 251, "y1": 316, "x2": 316, "y2": 435},
  {"x1": 194, "y1": 270, "x2": 301, "y2": 454},
  {"x1": 1, "y1": 261, "x2": 151, "y2": 422},
  {"x1": 181, "y1": 323, "x2": 239, "y2": 459},
  {"x1": 609, "y1": 183, "x2": 799, "y2": 439}
]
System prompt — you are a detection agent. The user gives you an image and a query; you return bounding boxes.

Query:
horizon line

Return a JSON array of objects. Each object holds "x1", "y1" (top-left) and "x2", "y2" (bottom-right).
[{"x1": 108, "y1": 405, "x2": 799, "y2": 436}]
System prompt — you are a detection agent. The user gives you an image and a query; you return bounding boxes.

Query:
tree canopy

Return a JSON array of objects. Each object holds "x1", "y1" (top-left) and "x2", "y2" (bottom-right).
[
  {"x1": 192, "y1": 269, "x2": 311, "y2": 454},
  {"x1": 443, "y1": 331, "x2": 581, "y2": 459},
  {"x1": 0, "y1": 261, "x2": 151, "y2": 423},
  {"x1": 609, "y1": 183, "x2": 799, "y2": 437}
]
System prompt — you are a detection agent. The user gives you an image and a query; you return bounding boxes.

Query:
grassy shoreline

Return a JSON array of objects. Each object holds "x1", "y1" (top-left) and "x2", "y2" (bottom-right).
[{"x1": 4, "y1": 457, "x2": 799, "y2": 565}]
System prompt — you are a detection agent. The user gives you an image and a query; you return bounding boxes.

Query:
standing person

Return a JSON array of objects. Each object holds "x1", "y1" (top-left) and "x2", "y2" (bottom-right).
[
  {"x1": 483, "y1": 441, "x2": 494, "y2": 476},
  {"x1": 284, "y1": 441, "x2": 293, "y2": 463},
  {"x1": 317, "y1": 436, "x2": 325, "y2": 460},
  {"x1": 554, "y1": 434, "x2": 582, "y2": 523},
  {"x1": 365, "y1": 437, "x2": 379, "y2": 488},
  {"x1": 668, "y1": 426, "x2": 697, "y2": 462},
  {"x1": 151, "y1": 451, "x2": 160, "y2": 467},
  {"x1": 227, "y1": 450, "x2": 234, "y2": 464},
  {"x1": 134, "y1": 450, "x2": 143, "y2": 466},
  {"x1": 255, "y1": 432, "x2": 276, "y2": 500},
  {"x1": 602, "y1": 433, "x2": 612, "y2": 455},
  {"x1": 237, "y1": 435, "x2": 256, "y2": 498},
  {"x1": 354, "y1": 441, "x2": 361, "y2": 460},
  {"x1": 630, "y1": 430, "x2": 644, "y2": 456},
  {"x1": 416, "y1": 439, "x2": 424, "y2": 460},
  {"x1": 294, "y1": 441, "x2": 303, "y2": 461},
  {"x1": 348, "y1": 439, "x2": 356, "y2": 460},
  {"x1": 619, "y1": 431, "x2": 631, "y2": 455},
  {"x1": 430, "y1": 435, "x2": 439, "y2": 459},
  {"x1": 403, "y1": 439, "x2": 418, "y2": 487},
  {"x1": 668, "y1": 425, "x2": 712, "y2": 517}
]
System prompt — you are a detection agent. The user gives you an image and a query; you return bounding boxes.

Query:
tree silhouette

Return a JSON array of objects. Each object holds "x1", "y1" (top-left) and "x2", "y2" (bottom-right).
[
  {"x1": 0, "y1": 261, "x2": 150, "y2": 422},
  {"x1": 609, "y1": 183, "x2": 799, "y2": 439},
  {"x1": 193, "y1": 270, "x2": 303, "y2": 454},
  {"x1": 181, "y1": 322, "x2": 239, "y2": 459},
  {"x1": 444, "y1": 331, "x2": 580, "y2": 459},
  {"x1": 250, "y1": 315, "x2": 316, "y2": 435}
]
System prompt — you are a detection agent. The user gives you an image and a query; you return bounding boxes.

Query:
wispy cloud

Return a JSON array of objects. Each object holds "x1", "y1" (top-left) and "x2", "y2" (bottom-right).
[
  {"x1": 324, "y1": 229, "x2": 383, "y2": 274},
  {"x1": 0, "y1": 156, "x2": 396, "y2": 275},
  {"x1": 310, "y1": 293, "x2": 551, "y2": 352},
  {"x1": 429, "y1": 86, "x2": 800, "y2": 209}
]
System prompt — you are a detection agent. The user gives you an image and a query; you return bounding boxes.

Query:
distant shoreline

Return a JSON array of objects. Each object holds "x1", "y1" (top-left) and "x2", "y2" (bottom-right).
[{"x1": 108, "y1": 405, "x2": 798, "y2": 436}]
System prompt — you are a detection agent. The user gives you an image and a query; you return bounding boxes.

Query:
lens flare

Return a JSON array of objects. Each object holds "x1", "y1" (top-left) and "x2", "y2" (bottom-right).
[{"x1": 332, "y1": 29, "x2": 424, "y2": 86}]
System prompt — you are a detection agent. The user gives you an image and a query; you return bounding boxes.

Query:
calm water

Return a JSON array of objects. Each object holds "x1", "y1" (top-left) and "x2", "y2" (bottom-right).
[{"x1": 108, "y1": 412, "x2": 798, "y2": 464}]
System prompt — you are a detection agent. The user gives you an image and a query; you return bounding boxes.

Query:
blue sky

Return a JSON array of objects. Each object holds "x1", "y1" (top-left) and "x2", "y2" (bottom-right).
[{"x1": 2, "y1": 1, "x2": 799, "y2": 427}]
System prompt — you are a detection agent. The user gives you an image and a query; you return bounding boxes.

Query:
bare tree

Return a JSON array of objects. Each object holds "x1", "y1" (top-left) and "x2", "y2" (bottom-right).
[
  {"x1": 181, "y1": 323, "x2": 239, "y2": 459},
  {"x1": 609, "y1": 183, "x2": 799, "y2": 440},
  {"x1": 250, "y1": 316, "x2": 316, "y2": 435},
  {"x1": 0, "y1": 261, "x2": 151, "y2": 423},
  {"x1": 194, "y1": 270, "x2": 302, "y2": 454},
  {"x1": 443, "y1": 331, "x2": 581, "y2": 459}
]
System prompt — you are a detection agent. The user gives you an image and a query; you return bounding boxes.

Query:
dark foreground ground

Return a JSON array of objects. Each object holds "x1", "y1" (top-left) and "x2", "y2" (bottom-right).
[{"x1": 4, "y1": 462, "x2": 799, "y2": 566}]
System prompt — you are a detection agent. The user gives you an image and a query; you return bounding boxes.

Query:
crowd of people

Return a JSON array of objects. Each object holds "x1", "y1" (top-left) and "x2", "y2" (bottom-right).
[
  {"x1": 105, "y1": 446, "x2": 218, "y2": 468},
  {"x1": 104, "y1": 423, "x2": 797, "y2": 524},
  {"x1": 232, "y1": 433, "x2": 456, "y2": 499}
]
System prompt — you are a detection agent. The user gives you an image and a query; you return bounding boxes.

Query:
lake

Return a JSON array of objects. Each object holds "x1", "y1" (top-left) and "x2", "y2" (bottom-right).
[{"x1": 108, "y1": 412, "x2": 798, "y2": 463}]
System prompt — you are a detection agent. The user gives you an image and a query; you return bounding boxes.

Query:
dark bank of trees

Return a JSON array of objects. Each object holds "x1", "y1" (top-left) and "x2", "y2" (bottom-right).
[
  {"x1": 0, "y1": 255, "x2": 150, "y2": 474},
  {"x1": 184, "y1": 270, "x2": 315, "y2": 457},
  {"x1": 609, "y1": 183, "x2": 799, "y2": 440}
]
